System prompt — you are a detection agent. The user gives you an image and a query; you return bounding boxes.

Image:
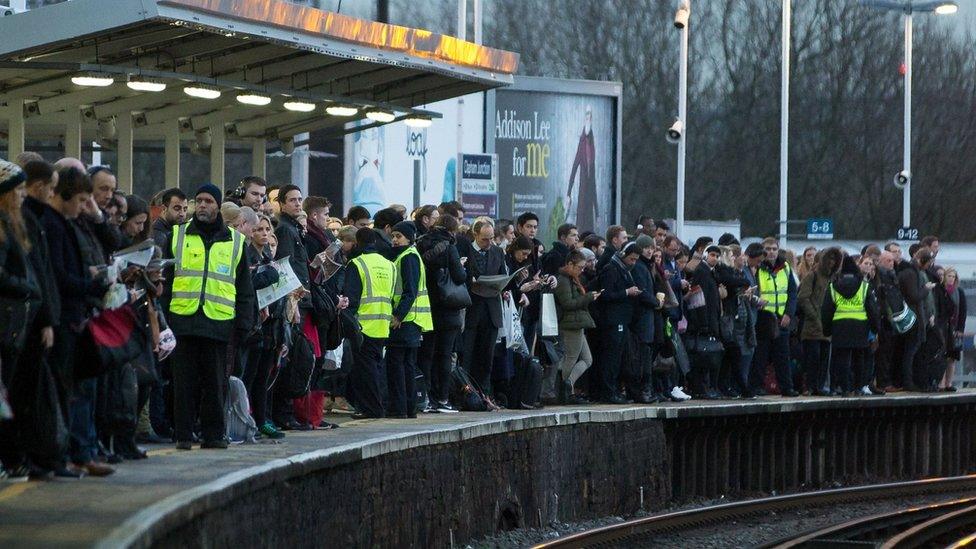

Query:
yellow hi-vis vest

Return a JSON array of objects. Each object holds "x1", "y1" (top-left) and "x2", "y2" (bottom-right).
[
  {"x1": 170, "y1": 223, "x2": 245, "y2": 320},
  {"x1": 352, "y1": 252, "x2": 396, "y2": 339},
  {"x1": 830, "y1": 281, "x2": 869, "y2": 322},
  {"x1": 393, "y1": 246, "x2": 434, "y2": 332},
  {"x1": 758, "y1": 264, "x2": 792, "y2": 316}
]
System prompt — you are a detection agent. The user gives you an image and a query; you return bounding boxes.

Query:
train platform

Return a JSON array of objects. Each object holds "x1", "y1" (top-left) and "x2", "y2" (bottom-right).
[{"x1": 2, "y1": 390, "x2": 975, "y2": 548}]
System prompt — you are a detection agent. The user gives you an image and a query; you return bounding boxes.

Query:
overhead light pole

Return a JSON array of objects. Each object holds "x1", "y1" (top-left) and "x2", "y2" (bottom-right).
[
  {"x1": 780, "y1": 0, "x2": 790, "y2": 248},
  {"x1": 860, "y1": 0, "x2": 958, "y2": 229},
  {"x1": 669, "y1": 0, "x2": 690, "y2": 240}
]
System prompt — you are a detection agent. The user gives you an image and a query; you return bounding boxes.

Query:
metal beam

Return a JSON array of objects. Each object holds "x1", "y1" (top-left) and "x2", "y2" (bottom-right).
[
  {"x1": 32, "y1": 85, "x2": 134, "y2": 116},
  {"x1": 140, "y1": 96, "x2": 237, "y2": 127},
  {"x1": 92, "y1": 87, "x2": 189, "y2": 119},
  {"x1": 275, "y1": 117, "x2": 345, "y2": 139},
  {"x1": 65, "y1": 108, "x2": 82, "y2": 158},
  {"x1": 26, "y1": 27, "x2": 201, "y2": 64},
  {"x1": 117, "y1": 113, "x2": 134, "y2": 194},
  {"x1": 219, "y1": 52, "x2": 343, "y2": 84},
  {"x1": 5, "y1": 100, "x2": 24, "y2": 159},
  {"x1": 1, "y1": 76, "x2": 73, "y2": 100},
  {"x1": 210, "y1": 124, "x2": 225, "y2": 188},
  {"x1": 230, "y1": 111, "x2": 313, "y2": 138},
  {"x1": 164, "y1": 119, "x2": 180, "y2": 189},
  {"x1": 188, "y1": 105, "x2": 276, "y2": 132},
  {"x1": 251, "y1": 139, "x2": 266, "y2": 179}
]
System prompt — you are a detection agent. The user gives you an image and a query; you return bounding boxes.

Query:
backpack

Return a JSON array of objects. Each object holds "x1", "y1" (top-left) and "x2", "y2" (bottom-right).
[
  {"x1": 450, "y1": 364, "x2": 494, "y2": 412},
  {"x1": 269, "y1": 324, "x2": 316, "y2": 399},
  {"x1": 226, "y1": 376, "x2": 257, "y2": 443}
]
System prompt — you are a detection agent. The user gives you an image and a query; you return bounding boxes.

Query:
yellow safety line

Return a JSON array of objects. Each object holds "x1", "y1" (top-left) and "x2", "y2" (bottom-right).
[{"x1": 0, "y1": 482, "x2": 37, "y2": 503}]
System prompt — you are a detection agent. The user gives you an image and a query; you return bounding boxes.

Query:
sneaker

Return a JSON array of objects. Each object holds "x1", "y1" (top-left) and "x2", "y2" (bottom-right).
[
  {"x1": 259, "y1": 422, "x2": 285, "y2": 440},
  {"x1": 860, "y1": 385, "x2": 872, "y2": 396},
  {"x1": 670, "y1": 386, "x2": 692, "y2": 401},
  {"x1": 4, "y1": 465, "x2": 29, "y2": 483},
  {"x1": 435, "y1": 401, "x2": 459, "y2": 413}
]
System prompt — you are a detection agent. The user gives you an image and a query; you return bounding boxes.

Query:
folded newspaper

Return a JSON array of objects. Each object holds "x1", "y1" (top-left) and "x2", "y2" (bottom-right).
[
  {"x1": 470, "y1": 266, "x2": 527, "y2": 298},
  {"x1": 256, "y1": 256, "x2": 303, "y2": 309},
  {"x1": 310, "y1": 240, "x2": 344, "y2": 284}
]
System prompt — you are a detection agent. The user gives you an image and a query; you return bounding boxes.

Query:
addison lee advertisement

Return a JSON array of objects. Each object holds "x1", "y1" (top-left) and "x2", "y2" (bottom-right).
[{"x1": 491, "y1": 79, "x2": 619, "y2": 244}]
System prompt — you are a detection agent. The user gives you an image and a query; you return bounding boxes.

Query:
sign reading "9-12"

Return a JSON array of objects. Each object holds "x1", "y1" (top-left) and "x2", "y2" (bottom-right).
[{"x1": 807, "y1": 218, "x2": 833, "y2": 240}]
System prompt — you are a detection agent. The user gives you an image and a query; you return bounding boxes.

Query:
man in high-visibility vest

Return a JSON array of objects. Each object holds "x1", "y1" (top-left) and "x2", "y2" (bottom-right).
[
  {"x1": 752, "y1": 237, "x2": 799, "y2": 397},
  {"x1": 821, "y1": 255, "x2": 880, "y2": 397},
  {"x1": 345, "y1": 227, "x2": 396, "y2": 419},
  {"x1": 162, "y1": 183, "x2": 254, "y2": 450},
  {"x1": 385, "y1": 221, "x2": 432, "y2": 418}
]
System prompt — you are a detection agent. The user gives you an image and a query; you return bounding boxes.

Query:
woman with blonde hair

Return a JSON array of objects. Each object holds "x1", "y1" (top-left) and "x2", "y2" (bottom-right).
[
  {"x1": 941, "y1": 267, "x2": 966, "y2": 392},
  {"x1": 797, "y1": 246, "x2": 817, "y2": 281}
]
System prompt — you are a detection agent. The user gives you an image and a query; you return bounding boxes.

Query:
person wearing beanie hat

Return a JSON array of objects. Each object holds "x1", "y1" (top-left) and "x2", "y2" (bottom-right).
[
  {"x1": 162, "y1": 178, "x2": 254, "y2": 450},
  {"x1": 386, "y1": 219, "x2": 430, "y2": 418},
  {"x1": 634, "y1": 234, "x2": 654, "y2": 251},
  {"x1": 821, "y1": 253, "x2": 880, "y2": 397},
  {"x1": 195, "y1": 182, "x2": 222, "y2": 205},
  {"x1": 392, "y1": 220, "x2": 417, "y2": 244}
]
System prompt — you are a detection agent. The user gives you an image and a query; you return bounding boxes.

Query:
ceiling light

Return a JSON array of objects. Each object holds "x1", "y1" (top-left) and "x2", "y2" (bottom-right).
[
  {"x1": 71, "y1": 73, "x2": 115, "y2": 87},
  {"x1": 935, "y1": 3, "x2": 958, "y2": 14},
  {"x1": 403, "y1": 115, "x2": 433, "y2": 128},
  {"x1": 237, "y1": 92, "x2": 272, "y2": 106},
  {"x1": 365, "y1": 108, "x2": 395, "y2": 123},
  {"x1": 126, "y1": 76, "x2": 166, "y2": 92},
  {"x1": 183, "y1": 84, "x2": 222, "y2": 99},
  {"x1": 283, "y1": 100, "x2": 316, "y2": 112},
  {"x1": 326, "y1": 104, "x2": 358, "y2": 117}
]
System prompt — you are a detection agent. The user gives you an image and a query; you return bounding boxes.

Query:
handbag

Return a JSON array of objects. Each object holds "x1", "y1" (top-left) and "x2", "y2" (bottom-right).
[
  {"x1": 0, "y1": 296, "x2": 29, "y2": 347},
  {"x1": 435, "y1": 267, "x2": 471, "y2": 309},
  {"x1": 540, "y1": 292, "x2": 559, "y2": 337},
  {"x1": 687, "y1": 333, "x2": 724, "y2": 355},
  {"x1": 719, "y1": 301, "x2": 736, "y2": 345}
]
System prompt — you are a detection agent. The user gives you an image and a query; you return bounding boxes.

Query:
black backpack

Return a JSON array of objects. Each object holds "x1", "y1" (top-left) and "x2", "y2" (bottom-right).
[{"x1": 273, "y1": 324, "x2": 316, "y2": 399}]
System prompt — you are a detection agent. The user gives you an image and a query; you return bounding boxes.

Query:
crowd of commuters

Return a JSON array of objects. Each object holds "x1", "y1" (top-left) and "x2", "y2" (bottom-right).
[{"x1": 0, "y1": 152, "x2": 969, "y2": 482}]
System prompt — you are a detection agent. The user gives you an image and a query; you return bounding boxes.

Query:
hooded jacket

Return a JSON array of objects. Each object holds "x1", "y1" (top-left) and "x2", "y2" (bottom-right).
[
  {"x1": 416, "y1": 226, "x2": 467, "y2": 331},
  {"x1": 797, "y1": 247, "x2": 842, "y2": 341},
  {"x1": 821, "y1": 267, "x2": 880, "y2": 349}
]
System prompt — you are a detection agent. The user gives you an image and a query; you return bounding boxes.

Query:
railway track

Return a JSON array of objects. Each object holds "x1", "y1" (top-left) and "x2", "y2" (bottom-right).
[{"x1": 532, "y1": 475, "x2": 976, "y2": 549}]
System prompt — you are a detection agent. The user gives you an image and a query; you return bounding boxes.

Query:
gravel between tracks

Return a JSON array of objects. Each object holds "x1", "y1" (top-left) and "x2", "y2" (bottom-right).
[{"x1": 469, "y1": 489, "x2": 976, "y2": 548}]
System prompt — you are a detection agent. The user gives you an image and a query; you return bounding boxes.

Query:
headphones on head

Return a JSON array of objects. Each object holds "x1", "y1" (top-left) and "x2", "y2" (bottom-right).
[{"x1": 230, "y1": 177, "x2": 268, "y2": 204}]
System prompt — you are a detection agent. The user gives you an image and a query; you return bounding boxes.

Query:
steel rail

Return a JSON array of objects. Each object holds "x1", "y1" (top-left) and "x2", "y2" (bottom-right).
[{"x1": 532, "y1": 475, "x2": 976, "y2": 549}]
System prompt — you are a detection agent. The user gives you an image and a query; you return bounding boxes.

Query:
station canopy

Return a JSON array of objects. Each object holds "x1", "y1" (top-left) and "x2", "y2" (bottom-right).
[{"x1": 0, "y1": 0, "x2": 519, "y2": 144}]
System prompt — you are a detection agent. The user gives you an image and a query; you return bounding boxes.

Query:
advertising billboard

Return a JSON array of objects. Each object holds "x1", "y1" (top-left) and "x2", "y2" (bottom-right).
[
  {"x1": 488, "y1": 77, "x2": 621, "y2": 244},
  {"x1": 343, "y1": 93, "x2": 485, "y2": 216}
]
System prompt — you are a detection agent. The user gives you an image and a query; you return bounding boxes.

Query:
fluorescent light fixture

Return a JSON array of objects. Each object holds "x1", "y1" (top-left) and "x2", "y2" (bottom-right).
[
  {"x1": 237, "y1": 92, "x2": 272, "y2": 106},
  {"x1": 935, "y1": 2, "x2": 958, "y2": 14},
  {"x1": 403, "y1": 115, "x2": 432, "y2": 128},
  {"x1": 183, "y1": 84, "x2": 222, "y2": 99},
  {"x1": 126, "y1": 77, "x2": 166, "y2": 92},
  {"x1": 71, "y1": 73, "x2": 114, "y2": 87},
  {"x1": 365, "y1": 108, "x2": 395, "y2": 123},
  {"x1": 325, "y1": 104, "x2": 358, "y2": 117},
  {"x1": 283, "y1": 100, "x2": 316, "y2": 112}
]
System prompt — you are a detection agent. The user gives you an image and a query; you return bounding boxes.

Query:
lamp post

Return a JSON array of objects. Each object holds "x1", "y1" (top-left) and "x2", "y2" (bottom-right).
[
  {"x1": 669, "y1": 0, "x2": 690, "y2": 240},
  {"x1": 860, "y1": 0, "x2": 958, "y2": 229},
  {"x1": 780, "y1": 0, "x2": 790, "y2": 248}
]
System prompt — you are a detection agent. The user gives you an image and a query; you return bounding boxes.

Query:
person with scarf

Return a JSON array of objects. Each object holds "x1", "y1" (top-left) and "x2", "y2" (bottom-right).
[
  {"x1": 941, "y1": 267, "x2": 965, "y2": 392},
  {"x1": 554, "y1": 250, "x2": 599, "y2": 404},
  {"x1": 626, "y1": 235, "x2": 662, "y2": 403},
  {"x1": 594, "y1": 242, "x2": 642, "y2": 403}
]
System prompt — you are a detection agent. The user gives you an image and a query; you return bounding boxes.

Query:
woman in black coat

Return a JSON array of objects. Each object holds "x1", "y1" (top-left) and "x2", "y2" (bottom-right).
[{"x1": 416, "y1": 214, "x2": 467, "y2": 412}]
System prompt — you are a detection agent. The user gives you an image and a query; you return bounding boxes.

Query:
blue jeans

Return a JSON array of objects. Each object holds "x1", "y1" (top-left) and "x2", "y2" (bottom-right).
[{"x1": 69, "y1": 377, "x2": 98, "y2": 464}]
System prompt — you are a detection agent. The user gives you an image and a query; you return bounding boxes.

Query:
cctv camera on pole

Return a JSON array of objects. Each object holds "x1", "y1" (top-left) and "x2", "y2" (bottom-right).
[
  {"x1": 674, "y1": 0, "x2": 690, "y2": 28},
  {"x1": 667, "y1": 119, "x2": 683, "y2": 144},
  {"x1": 893, "y1": 170, "x2": 911, "y2": 190}
]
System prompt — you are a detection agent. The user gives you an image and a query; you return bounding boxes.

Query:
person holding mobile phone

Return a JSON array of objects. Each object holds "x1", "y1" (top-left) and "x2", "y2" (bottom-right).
[
  {"x1": 593, "y1": 242, "x2": 642, "y2": 404},
  {"x1": 554, "y1": 250, "x2": 599, "y2": 405}
]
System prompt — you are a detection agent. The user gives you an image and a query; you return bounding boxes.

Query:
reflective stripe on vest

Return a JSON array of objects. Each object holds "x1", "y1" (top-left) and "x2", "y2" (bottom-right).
[
  {"x1": 353, "y1": 252, "x2": 395, "y2": 339},
  {"x1": 830, "y1": 281, "x2": 869, "y2": 322},
  {"x1": 758, "y1": 264, "x2": 791, "y2": 316},
  {"x1": 393, "y1": 246, "x2": 434, "y2": 332},
  {"x1": 170, "y1": 223, "x2": 244, "y2": 321}
]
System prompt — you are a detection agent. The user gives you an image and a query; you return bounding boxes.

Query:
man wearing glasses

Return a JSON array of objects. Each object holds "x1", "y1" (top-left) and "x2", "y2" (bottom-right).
[{"x1": 752, "y1": 237, "x2": 799, "y2": 397}]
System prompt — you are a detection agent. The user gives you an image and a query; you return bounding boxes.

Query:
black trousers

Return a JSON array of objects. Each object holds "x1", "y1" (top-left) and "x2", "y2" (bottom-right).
[
  {"x1": 241, "y1": 341, "x2": 274, "y2": 427},
  {"x1": 461, "y1": 306, "x2": 499, "y2": 394},
  {"x1": 385, "y1": 346, "x2": 417, "y2": 417},
  {"x1": 803, "y1": 339, "x2": 830, "y2": 394},
  {"x1": 597, "y1": 324, "x2": 627, "y2": 400},
  {"x1": 624, "y1": 335, "x2": 654, "y2": 399},
  {"x1": 431, "y1": 328, "x2": 460, "y2": 404},
  {"x1": 752, "y1": 330, "x2": 793, "y2": 394},
  {"x1": 875, "y1": 331, "x2": 895, "y2": 388},
  {"x1": 350, "y1": 335, "x2": 386, "y2": 418},
  {"x1": 831, "y1": 347, "x2": 866, "y2": 393},
  {"x1": 417, "y1": 332, "x2": 435, "y2": 401},
  {"x1": 172, "y1": 336, "x2": 227, "y2": 443},
  {"x1": 897, "y1": 322, "x2": 924, "y2": 388}
]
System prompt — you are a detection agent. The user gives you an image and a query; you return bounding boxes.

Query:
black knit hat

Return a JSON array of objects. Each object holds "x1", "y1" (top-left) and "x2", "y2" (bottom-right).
[
  {"x1": 0, "y1": 160, "x2": 25, "y2": 195},
  {"x1": 392, "y1": 220, "x2": 417, "y2": 243}
]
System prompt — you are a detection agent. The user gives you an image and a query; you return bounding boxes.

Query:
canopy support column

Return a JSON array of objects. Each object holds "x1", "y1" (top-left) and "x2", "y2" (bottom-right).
[
  {"x1": 209, "y1": 124, "x2": 225, "y2": 188},
  {"x1": 117, "y1": 112, "x2": 133, "y2": 194},
  {"x1": 6, "y1": 100, "x2": 24, "y2": 160},
  {"x1": 251, "y1": 138, "x2": 266, "y2": 179},
  {"x1": 65, "y1": 108, "x2": 82, "y2": 159},
  {"x1": 164, "y1": 119, "x2": 180, "y2": 189}
]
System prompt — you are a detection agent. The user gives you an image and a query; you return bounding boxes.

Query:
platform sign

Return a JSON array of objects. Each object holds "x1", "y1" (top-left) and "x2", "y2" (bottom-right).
[
  {"x1": 459, "y1": 153, "x2": 498, "y2": 219},
  {"x1": 806, "y1": 218, "x2": 833, "y2": 240},
  {"x1": 897, "y1": 226, "x2": 920, "y2": 241}
]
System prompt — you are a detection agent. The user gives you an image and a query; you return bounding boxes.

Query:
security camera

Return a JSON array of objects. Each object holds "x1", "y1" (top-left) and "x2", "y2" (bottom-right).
[
  {"x1": 97, "y1": 117, "x2": 117, "y2": 140},
  {"x1": 280, "y1": 137, "x2": 295, "y2": 155},
  {"x1": 667, "y1": 119, "x2": 684, "y2": 144},
  {"x1": 893, "y1": 170, "x2": 911, "y2": 190},
  {"x1": 0, "y1": 7, "x2": 15, "y2": 16},
  {"x1": 674, "y1": 1, "x2": 690, "y2": 29}
]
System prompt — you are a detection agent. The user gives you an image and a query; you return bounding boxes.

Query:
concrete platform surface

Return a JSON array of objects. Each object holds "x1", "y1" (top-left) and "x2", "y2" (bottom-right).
[{"x1": 1, "y1": 391, "x2": 974, "y2": 548}]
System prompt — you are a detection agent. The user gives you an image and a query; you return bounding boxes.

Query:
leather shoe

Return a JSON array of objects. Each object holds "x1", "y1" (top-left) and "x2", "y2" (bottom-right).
[
  {"x1": 80, "y1": 461, "x2": 115, "y2": 477},
  {"x1": 54, "y1": 465, "x2": 85, "y2": 479}
]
